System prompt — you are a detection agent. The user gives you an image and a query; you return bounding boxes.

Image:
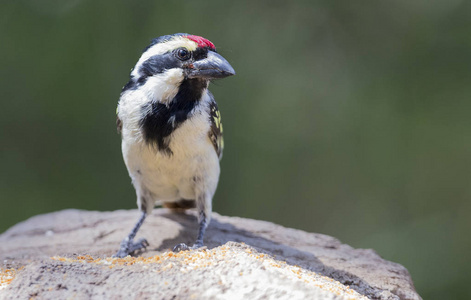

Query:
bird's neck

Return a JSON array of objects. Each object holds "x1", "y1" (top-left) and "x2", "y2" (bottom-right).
[
  {"x1": 139, "y1": 78, "x2": 209, "y2": 153},
  {"x1": 170, "y1": 78, "x2": 208, "y2": 105}
]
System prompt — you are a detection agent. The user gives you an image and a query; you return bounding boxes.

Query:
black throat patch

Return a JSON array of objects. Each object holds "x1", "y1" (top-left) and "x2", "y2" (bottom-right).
[{"x1": 139, "y1": 79, "x2": 207, "y2": 154}]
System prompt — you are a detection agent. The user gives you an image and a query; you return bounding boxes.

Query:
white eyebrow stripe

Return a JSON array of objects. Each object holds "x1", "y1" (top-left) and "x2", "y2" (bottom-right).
[{"x1": 131, "y1": 36, "x2": 198, "y2": 78}]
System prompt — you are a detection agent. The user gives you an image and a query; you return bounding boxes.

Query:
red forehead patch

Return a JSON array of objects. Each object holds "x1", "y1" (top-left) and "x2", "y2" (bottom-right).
[{"x1": 185, "y1": 35, "x2": 215, "y2": 50}]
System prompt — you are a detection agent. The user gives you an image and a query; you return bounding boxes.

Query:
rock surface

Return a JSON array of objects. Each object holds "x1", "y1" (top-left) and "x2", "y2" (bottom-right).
[{"x1": 0, "y1": 209, "x2": 421, "y2": 300}]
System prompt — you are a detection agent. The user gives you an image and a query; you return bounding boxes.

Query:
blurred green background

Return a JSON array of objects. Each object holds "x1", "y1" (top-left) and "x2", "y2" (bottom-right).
[{"x1": 1, "y1": 0, "x2": 470, "y2": 298}]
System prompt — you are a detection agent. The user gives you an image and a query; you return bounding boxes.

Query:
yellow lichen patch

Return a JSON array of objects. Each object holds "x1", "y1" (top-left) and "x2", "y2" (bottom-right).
[
  {"x1": 0, "y1": 268, "x2": 17, "y2": 290},
  {"x1": 50, "y1": 250, "x2": 217, "y2": 269},
  {"x1": 48, "y1": 245, "x2": 367, "y2": 299}
]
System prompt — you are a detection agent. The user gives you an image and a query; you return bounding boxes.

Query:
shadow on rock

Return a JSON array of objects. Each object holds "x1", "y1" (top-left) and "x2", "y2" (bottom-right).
[{"x1": 157, "y1": 211, "x2": 383, "y2": 300}]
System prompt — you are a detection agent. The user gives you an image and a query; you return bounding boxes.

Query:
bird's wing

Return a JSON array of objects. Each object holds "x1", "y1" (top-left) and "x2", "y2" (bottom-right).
[
  {"x1": 116, "y1": 105, "x2": 123, "y2": 135},
  {"x1": 208, "y1": 99, "x2": 224, "y2": 160},
  {"x1": 116, "y1": 116, "x2": 123, "y2": 135}
]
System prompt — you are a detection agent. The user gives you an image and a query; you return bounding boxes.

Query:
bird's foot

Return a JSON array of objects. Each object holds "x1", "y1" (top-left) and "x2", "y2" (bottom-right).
[
  {"x1": 113, "y1": 237, "x2": 149, "y2": 258},
  {"x1": 172, "y1": 242, "x2": 206, "y2": 252}
]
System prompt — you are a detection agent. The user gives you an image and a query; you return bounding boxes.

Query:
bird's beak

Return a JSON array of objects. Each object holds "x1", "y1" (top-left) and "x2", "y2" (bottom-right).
[{"x1": 187, "y1": 51, "x2": 235, "y2": 79}]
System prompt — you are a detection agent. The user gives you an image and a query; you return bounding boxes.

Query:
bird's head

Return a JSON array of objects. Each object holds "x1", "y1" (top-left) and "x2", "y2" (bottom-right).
[{"x1": 122, "y1": 33, "x2": 235, "y2": 101}]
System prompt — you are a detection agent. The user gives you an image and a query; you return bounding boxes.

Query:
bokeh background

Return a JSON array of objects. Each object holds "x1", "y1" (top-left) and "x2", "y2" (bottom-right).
[{"x1": 1, "y1": 0, "x2": 470, "y2": 298}]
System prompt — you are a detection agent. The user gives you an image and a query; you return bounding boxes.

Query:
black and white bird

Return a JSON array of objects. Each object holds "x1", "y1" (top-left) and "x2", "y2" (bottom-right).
[{"x1": 114, "y1": 33, "x2": 235, "y2": 258}]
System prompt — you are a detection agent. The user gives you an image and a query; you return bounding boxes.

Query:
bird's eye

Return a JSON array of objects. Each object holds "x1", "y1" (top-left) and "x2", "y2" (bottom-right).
[{"x1": 176, "y1": 48, "x2": 191, "y2": 61}]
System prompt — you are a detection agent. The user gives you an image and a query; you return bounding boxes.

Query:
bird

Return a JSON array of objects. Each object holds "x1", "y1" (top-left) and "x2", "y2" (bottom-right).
[{"x1": 114, "y1": 33, "x2": 235, "y2": 258}]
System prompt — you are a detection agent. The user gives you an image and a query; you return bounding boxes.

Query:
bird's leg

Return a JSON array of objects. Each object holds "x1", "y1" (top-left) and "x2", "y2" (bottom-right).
[
  {"x1": 114, "y1": 211, "x2": 149, "y2": 258},
  {"x1": 173, "y1": 196, "x2": 210, "y2": 252},
  {"x1": 173, "y1": 212, "x2": 208, "y2": 252},
  {"x1": 194, "y1": 213, "x2": 208, "y2": 247}
]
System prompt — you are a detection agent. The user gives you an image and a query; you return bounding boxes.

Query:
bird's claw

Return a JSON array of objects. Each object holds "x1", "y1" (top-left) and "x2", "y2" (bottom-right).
[
  {"x1": 173, "y1": 243, "x2": 190, "y2": 252},
  {"x1": 113, "y1": 238, "x2": 149, "y2": 258},
  {"x1": 172, "y1": 242, "x2": 206, "y2": 252},
  {"x1": 129, "y1": 238, "x2": 149, "y2": 252}
]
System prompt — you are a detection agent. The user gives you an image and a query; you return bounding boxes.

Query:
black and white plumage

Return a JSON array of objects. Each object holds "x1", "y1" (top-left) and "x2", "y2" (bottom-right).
[{"x1": 114, "y1": 33, "x2": 234, "y2": 257}]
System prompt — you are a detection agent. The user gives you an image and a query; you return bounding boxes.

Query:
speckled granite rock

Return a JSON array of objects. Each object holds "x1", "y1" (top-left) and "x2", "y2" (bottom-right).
[{"x1": 0, "y1": 209, "x2": 421, "y2": 300}]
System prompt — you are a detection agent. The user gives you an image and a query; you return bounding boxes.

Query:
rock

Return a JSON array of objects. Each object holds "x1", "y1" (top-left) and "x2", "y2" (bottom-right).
[{"x1": 0, "y1": 209, "x2": 421, "y2": 300}]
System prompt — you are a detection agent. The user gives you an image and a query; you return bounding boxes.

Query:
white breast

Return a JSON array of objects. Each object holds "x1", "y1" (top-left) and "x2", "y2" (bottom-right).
[{"x1": 119, "y1": 89, "x2": 220, "y2": 209}]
